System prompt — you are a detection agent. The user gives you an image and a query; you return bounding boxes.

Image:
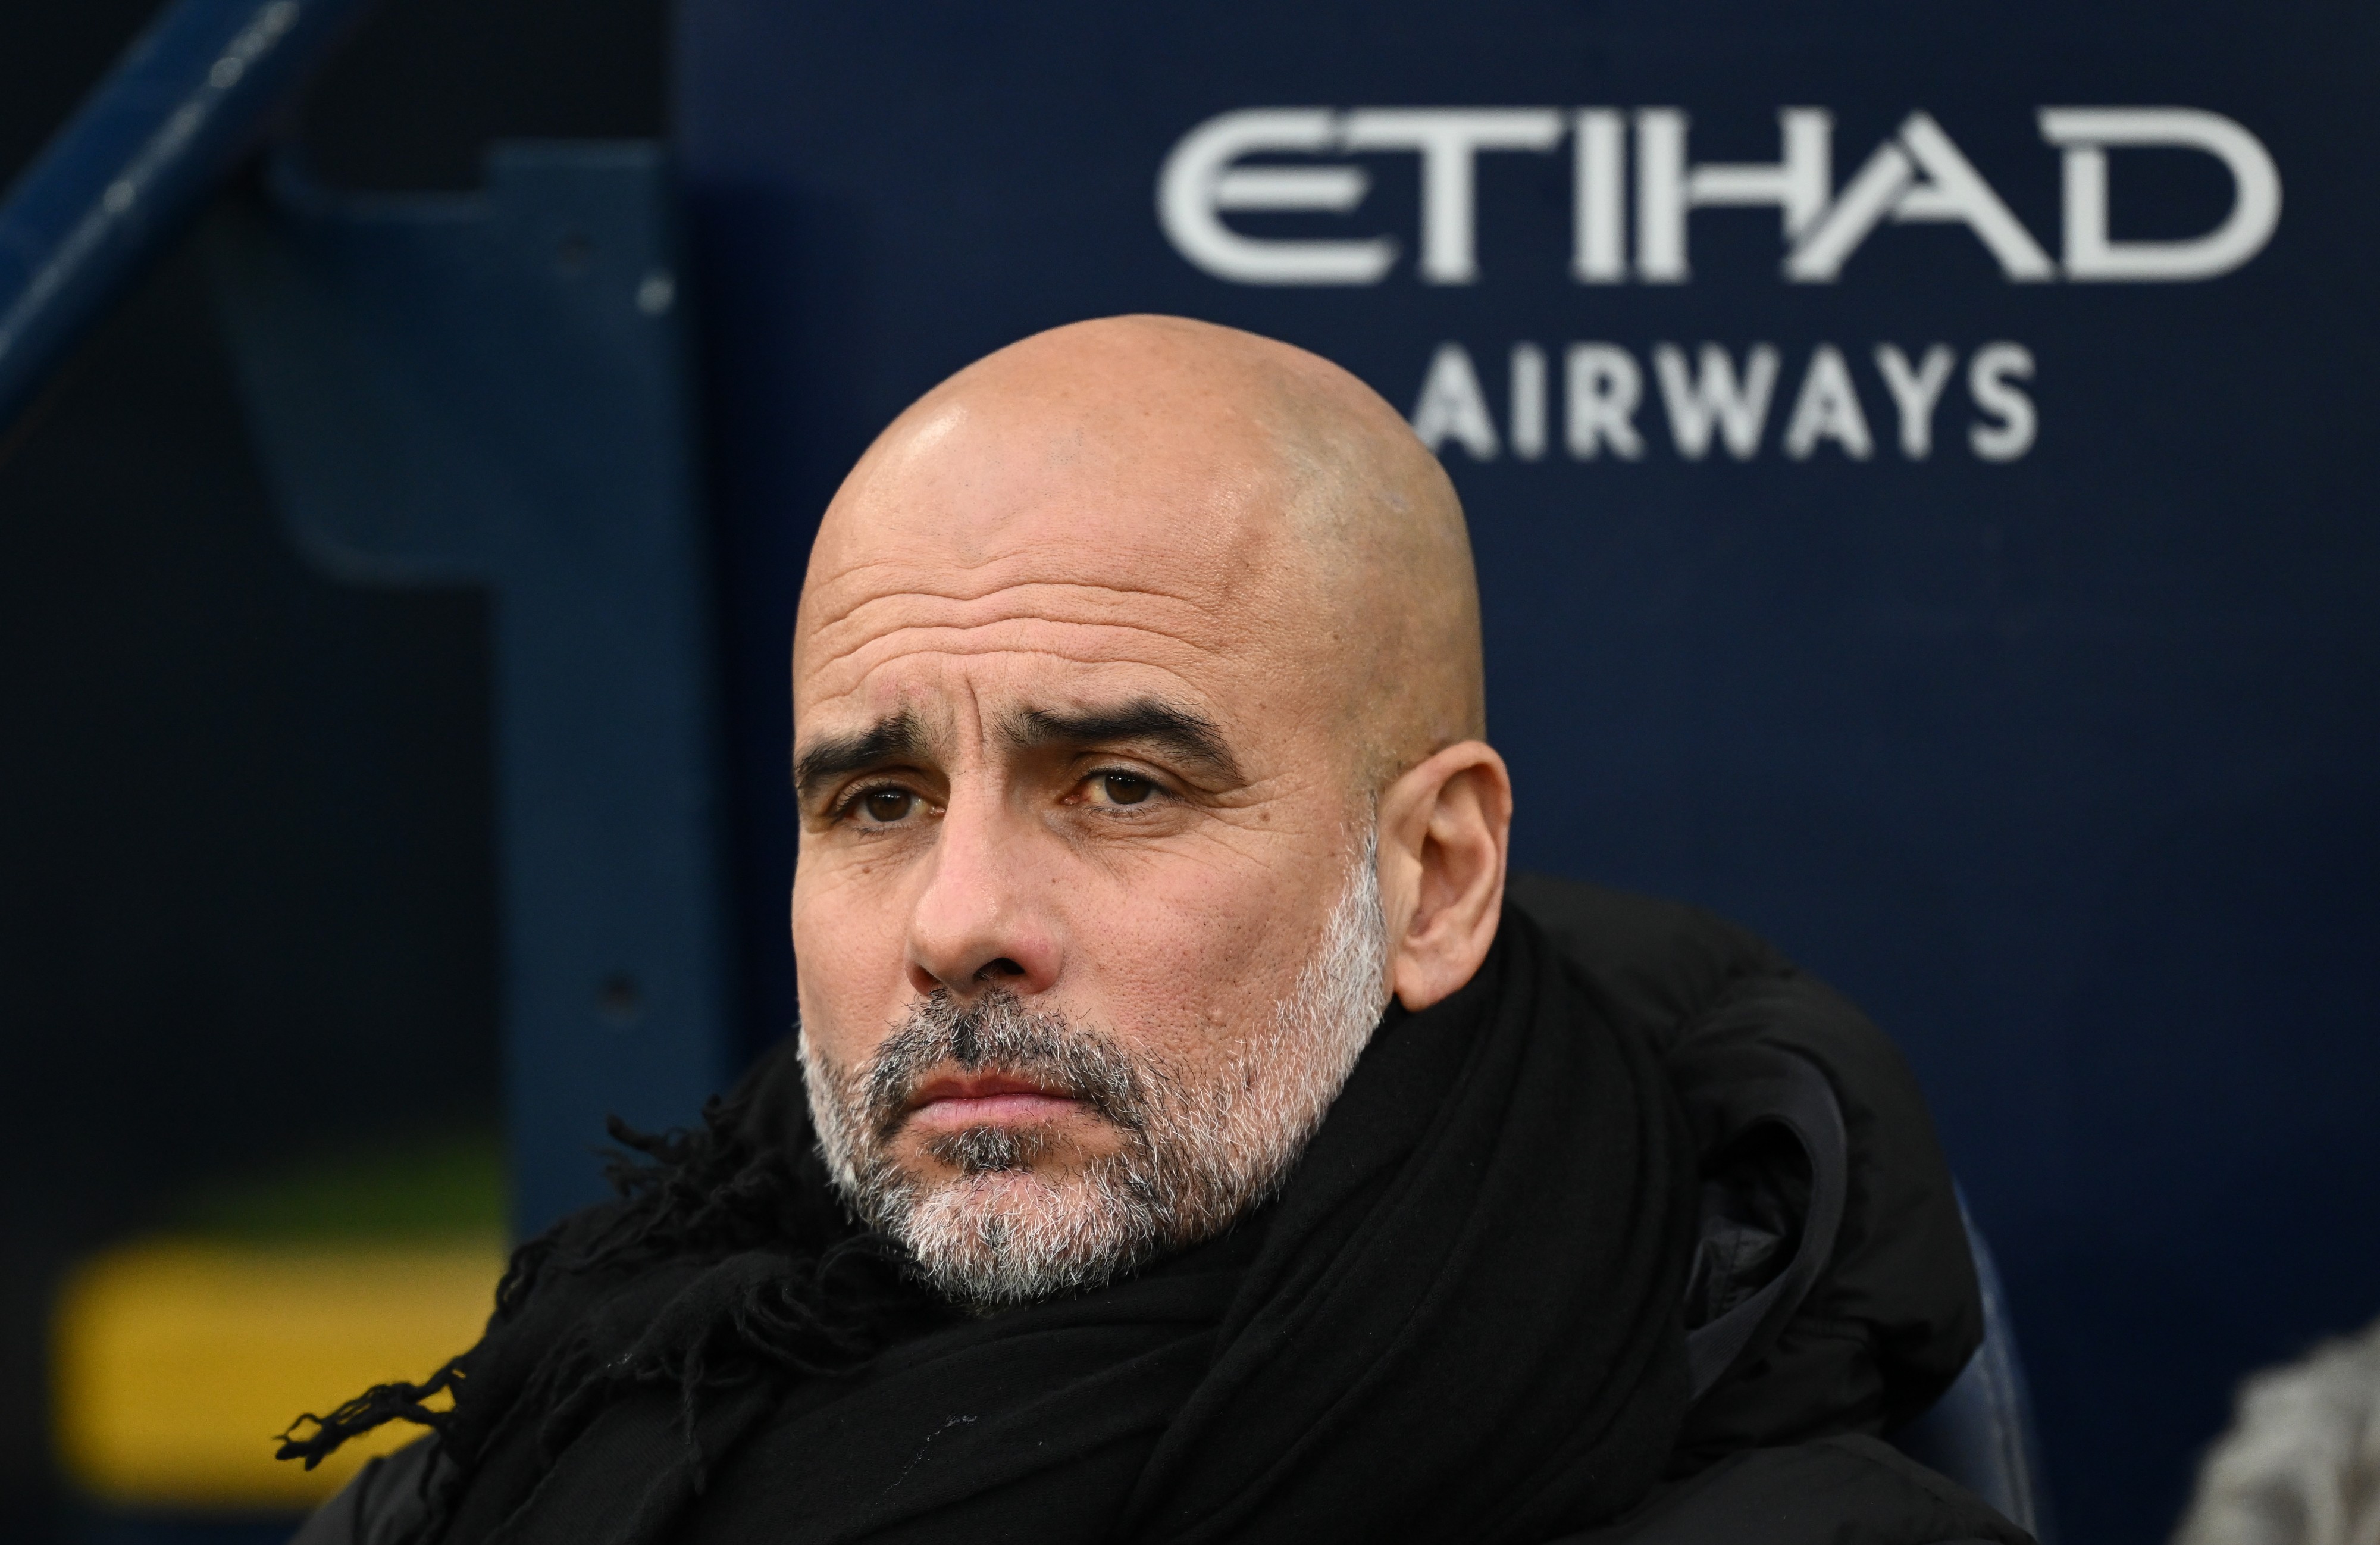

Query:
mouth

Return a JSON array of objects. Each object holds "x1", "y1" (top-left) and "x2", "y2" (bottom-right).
[{"x1": 901, "y1": 1071, "x2": 1088, "y2": 1134}]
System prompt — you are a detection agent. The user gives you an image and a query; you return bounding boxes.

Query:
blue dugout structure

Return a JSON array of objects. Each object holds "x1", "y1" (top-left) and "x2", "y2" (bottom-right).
[
  {"x1": 0, "y1": 1, "x2": 377, "y2": 430},
  {"x1": 9, "y1": 3, "x2": 2378, "y2": 1543},
  {"x1": 0, "y1": 1, "x2": 731, "y2": 1238},
  {"x1": 205, "y1": 148, "x2": 732, "y2": 1236}
]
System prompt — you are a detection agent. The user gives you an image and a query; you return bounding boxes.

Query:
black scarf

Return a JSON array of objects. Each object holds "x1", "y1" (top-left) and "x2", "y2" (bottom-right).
[{"x1": 292, "y1": 909, "x2": 1699, "y2": 1545}]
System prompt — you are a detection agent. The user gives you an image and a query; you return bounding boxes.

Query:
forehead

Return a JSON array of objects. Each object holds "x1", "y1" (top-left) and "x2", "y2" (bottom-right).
[{"x1": 795, "y1": 396, "x2": 1316, "y2": 731}]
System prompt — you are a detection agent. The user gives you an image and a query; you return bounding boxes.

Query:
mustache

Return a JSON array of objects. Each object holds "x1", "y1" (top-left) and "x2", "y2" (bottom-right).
[{"x1": 860, "y1": 990, "x2": 1153, "y2": 1144}]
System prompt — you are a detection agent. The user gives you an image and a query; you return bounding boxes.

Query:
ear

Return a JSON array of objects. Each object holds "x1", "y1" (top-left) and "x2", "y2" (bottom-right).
[{"x1": 1374, "y1": 740, "x2": 1513, "y2": 1012}]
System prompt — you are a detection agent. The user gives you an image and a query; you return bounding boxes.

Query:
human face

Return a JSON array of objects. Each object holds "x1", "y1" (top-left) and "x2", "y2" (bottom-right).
[{"x1": 790, "y1": 393, "x2": 1383, "y2": 1292}]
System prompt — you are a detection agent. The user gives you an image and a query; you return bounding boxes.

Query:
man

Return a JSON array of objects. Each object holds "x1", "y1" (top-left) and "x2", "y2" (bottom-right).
[{"x1": 289, "y1": 317, "x2": 2027, "y2": 1544}]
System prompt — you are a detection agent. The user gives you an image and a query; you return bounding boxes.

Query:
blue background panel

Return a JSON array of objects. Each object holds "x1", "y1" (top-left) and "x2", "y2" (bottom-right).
[
  {"x1": 210, "y1": 147, "x2": 734, "y2": 1235},
  {"x1": 672, "y1": 4, "x2": 2380, "y2": 1540}
]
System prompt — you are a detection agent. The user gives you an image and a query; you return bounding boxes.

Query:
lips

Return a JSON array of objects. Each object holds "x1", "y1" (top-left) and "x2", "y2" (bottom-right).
[{"x1": 903, "y1": 1072, "x2": 1086, "y2": 1132}]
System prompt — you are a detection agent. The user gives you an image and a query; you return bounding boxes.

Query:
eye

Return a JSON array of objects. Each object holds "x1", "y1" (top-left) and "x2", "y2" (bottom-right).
[
  {"x1": 857, "y1": 787, "x2": 917, "y2": 824},
  {"x1": 1092, "y1": 771, "x2": 1154, "y2": 806}
]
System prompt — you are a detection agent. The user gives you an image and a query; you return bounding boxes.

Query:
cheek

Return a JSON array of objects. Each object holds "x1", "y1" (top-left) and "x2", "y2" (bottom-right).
[
  {"x1": 1072, "y1": 853, "x2": 1336, "y2": 1051},
  {"x1": 791, "y1": 865, "x2": 912, "y2": 1065}
]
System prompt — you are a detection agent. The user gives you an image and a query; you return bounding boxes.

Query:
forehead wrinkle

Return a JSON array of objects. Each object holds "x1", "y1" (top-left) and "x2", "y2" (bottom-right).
[
  {"x1": 799, "y1": 615, "x2": 1238, "y2": 712},
  {"x1": 801, "y1": 568, "x2": 1242, "y2": 645},
  {"x1": 798, "y1": 645, "x2": 1223, "y2": 727},
  {"x1": 807, "y1": 593, "x2": 1228, "y2": 661}
]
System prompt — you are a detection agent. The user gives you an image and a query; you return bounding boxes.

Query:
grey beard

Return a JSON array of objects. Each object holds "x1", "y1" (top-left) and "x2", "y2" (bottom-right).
[{"x1": 801, "y1": 834, "x2": 1389, "y2": 1309}]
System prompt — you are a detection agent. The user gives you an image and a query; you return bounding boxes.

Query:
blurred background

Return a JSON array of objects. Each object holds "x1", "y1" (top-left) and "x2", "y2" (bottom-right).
[{"x1": 2, "y1": 2, "x2": 2373, "y2": 1543}]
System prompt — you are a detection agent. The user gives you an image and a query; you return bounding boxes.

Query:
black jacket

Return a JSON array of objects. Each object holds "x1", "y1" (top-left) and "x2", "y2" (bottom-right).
[
  {"x1": 1509, "y1": 874, "x2": 2021, "y2": 1544},
  {"x1": 296, "y1": 877, "x2": 2028, "y2": 1545}
]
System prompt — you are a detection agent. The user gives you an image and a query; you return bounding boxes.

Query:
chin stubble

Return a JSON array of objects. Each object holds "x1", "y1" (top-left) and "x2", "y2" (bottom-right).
[{"x1": 801, "y1": 835, "x2": 1389, "y2": 1308}]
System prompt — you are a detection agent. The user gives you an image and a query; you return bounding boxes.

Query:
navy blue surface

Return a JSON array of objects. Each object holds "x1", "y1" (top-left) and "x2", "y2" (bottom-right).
[
  {"x1": 674, "y1": 4, "x2": 2380, "y2": 1540},
  {"x1": 207, "y1": 145, "x2": 734, "y2": 1236},
  {"x1": 0, "y1": 0, "x2": 380, "y2": 431}
]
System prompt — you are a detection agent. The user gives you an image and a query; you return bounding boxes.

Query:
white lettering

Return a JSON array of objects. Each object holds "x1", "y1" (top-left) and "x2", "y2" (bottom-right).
[
  {"x1": 1509, "y1": 344, "x2": 1549, "y2": 460},
  {"x1": 1782, "y1": 345, "x2": 1875, "y2": 459},
  {"x1": 1874, "y1": 344, "x2": 1957, "y2": 458},
  {"x1": 1565, "y1": 344, "x2": 1645, "y2": 459},
  {"x1": 1654, "y1": 343, "x2": 1780, "y2": 459},
  {"x1": 1157, "y1": 110, "x2": 1396, "y2": 284},
  {"x1": 1412, "y1": 342, "x2": 1501, "y2": 459},
  {"x1": 1341, "y1": 108, "x2": 1566, "y2": 283},
  {"x1": 1967, "y1": 342, "x2": 2037, "y2": 461},
  {"x1": 1412, "y1": 340, "x2": 2035, "y2": 464},
  {"x1": 1163, "y1": 105, "x2": 2279, "y2": 287},
  {"x1": 1572, "y1": 110, "x2": 1627, "y2": 283},
  {"x1": 1789, "y1": 113, "x2": 2054, "y2": 282},
  {"x1": 1636, "y1": 108, "x2": 1832, "y2": 283},
  {"x1": 2040, "y1": 108, "x2": 2282, "y2": 280}
]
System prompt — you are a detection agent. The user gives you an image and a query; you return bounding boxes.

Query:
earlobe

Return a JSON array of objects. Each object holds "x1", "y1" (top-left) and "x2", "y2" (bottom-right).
[{"x1": 1378, "y1": 741, "x2": 1512, "y2": 1012}]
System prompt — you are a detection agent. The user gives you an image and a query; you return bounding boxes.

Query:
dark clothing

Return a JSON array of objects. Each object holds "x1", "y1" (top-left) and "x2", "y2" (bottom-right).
[{"x1": 293, "y1": 878, "x2": 2026, "y2": 1545}]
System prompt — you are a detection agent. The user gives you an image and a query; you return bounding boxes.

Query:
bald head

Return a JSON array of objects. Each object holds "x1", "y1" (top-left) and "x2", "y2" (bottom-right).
[{"x1": 800, "y1": 315, "x2": 1483, "y2": 790}]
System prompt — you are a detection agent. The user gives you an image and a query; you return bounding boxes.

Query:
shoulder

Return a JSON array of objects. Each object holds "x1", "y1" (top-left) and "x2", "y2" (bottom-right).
[
  {"x1": 1503, "y1": 872, "x2": 1786, "y2": 1040},
  {"x1": 1507, "y1": 873, "x2": 1984, "y2": 1439},
  {"x1": 1504, "y1": 871, "x2": 1917, "y2": 1108}
]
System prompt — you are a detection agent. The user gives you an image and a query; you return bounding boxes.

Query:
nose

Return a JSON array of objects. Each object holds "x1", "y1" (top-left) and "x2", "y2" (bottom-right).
[{"x1": 905, "y1": 790, "x2": 1061, "y2": 999}]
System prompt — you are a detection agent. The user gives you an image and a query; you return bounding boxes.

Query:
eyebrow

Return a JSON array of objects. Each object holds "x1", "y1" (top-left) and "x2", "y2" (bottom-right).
[
  {"x1": 793, "y1": 709, "x2": 928, "y2": 803},
  {"x1": 1003, "y1": 698, "x2": 1243, "y2": 784}
]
